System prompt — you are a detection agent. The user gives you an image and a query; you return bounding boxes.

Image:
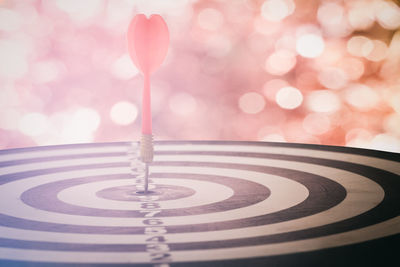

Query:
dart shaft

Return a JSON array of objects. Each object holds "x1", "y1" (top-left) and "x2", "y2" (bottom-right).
[
  {"x1": 142, "y1": 73, "x2": 152, "y2": 134},
  {"x1": 144, "y1": 163, "x2": 149, "y2": 193},
  {"x1": 140, "y1": 134, "x2": 153, "y2": 193},
  {"x1": 140, "y1": 134, "x2": 153, "y2": 162}
]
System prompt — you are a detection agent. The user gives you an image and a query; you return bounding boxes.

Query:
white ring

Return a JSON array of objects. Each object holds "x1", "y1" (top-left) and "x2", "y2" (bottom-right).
[
  {"x1": 0, "y1": 165, "x2": 308, "y2": 226},
  {"x1": 58, "y1": 178, "x2": 234, "y2": 210}
]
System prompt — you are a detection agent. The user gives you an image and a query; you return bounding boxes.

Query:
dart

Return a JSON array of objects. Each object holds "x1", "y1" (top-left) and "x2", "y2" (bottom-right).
[{"x1": 127, "y1": 14, "x2": 169, "y2": 193}]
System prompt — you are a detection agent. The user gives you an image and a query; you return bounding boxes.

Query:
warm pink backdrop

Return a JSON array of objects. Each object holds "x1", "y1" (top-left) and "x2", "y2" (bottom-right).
[{"x1": 0, "y1": 0, "x2": 399, "y2": 152}]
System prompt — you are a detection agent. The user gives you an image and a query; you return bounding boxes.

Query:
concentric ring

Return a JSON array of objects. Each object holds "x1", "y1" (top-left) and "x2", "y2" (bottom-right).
[
  {"x1": 0, "y1": 141, "x2": 398, "y2": 266},
  {"x1": 97, "y1": 184, "x2": 196, "y2": 201}
]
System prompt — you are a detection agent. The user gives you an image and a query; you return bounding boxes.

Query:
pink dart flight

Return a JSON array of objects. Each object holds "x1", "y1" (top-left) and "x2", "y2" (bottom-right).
[{"x1": 127, "y1": 14, "x2": 169, "y2": 135}]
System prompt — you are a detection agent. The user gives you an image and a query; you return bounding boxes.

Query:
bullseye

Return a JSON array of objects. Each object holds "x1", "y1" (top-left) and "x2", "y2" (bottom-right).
[
  {"x1": 57, "y1": 179, "x2": 234, "y2": 210},
  {"x1": 97, "y1": 184, "x2": 196, "y2": 201}
]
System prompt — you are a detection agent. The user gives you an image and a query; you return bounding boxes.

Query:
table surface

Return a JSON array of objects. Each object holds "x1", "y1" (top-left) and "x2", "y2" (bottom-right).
[{"x1": 0, "y1": 141, "x2": 399, "y2": 266}]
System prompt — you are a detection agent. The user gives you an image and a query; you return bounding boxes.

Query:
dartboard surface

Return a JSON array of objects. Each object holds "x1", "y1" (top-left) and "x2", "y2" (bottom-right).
[{"x1": 0, "y1": 141, "x2": 399, "y2": 267}]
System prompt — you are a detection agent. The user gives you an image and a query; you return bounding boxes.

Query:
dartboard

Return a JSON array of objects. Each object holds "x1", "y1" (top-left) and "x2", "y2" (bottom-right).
[{"x1": 0, "y1": 141, "x2": 399, "y2": 266}]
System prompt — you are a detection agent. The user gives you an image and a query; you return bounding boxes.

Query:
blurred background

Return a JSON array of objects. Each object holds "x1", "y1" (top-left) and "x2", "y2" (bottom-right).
[{"x1": 0, "y1": 0, "x2": 399, "y2": 152}]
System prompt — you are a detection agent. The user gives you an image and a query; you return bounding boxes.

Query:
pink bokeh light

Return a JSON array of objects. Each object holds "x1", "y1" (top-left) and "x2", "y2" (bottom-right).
[{"x1": 0, "y1": 0, "x2": 399, "y2": 153}]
